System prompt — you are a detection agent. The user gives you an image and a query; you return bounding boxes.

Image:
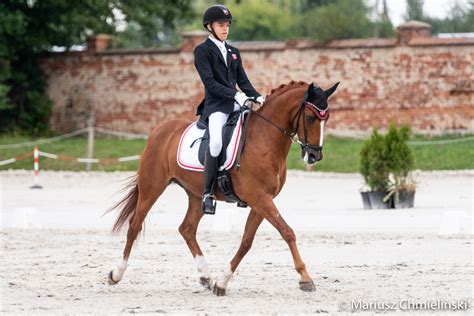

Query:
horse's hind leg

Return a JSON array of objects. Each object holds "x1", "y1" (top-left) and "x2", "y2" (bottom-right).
[
  {"x1": 108, "y1": 172, "x2": 168, "y2": 285},
  {"x1": 178, "y1": 194, "x2": 213, "y2": 289},
  {"x1": 213, "y1": 208, "x2": 263, "y2": 296}
]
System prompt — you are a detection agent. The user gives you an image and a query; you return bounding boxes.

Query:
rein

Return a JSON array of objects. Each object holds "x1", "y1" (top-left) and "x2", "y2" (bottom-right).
[
  {"x1": 235, "y1": 91, "x2": 330, "y2": 169},
  {"x1": 251, "y1": 101, "x2": 329, "y2": 150}
]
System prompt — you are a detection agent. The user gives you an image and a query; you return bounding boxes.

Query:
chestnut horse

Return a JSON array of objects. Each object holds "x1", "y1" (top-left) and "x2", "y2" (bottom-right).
[{"x1": 108, "y1": 80, "x2": 339, "y2": 296}]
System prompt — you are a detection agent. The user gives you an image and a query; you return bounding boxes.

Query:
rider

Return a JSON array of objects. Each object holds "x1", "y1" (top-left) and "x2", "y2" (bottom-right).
[{"x1": 194, "y1": 4, "x2": 264, "y2": 215}]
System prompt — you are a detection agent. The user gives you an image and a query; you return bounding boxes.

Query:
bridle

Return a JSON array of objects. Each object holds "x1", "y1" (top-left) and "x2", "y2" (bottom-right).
[{"x1": 250, "y1": 95, "x2": 330, "y2": 152}]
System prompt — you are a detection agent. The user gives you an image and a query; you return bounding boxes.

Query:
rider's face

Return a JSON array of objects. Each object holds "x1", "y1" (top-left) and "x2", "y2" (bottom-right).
[{"x1": 209, "y1": 21, "x2": 230, "y2": 41}]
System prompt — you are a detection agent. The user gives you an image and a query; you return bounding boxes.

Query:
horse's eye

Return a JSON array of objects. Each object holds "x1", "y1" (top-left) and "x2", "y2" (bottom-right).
[{"x1": 306, "y1": 116, "x2": 316, "y2": 124}]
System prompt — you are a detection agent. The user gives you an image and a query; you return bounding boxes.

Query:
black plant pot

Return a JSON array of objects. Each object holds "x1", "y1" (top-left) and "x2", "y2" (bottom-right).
[
  {"x1": 360, "y1": 191, "x2": 372, "y2": 209},
  {"x1": 393, "y1": 190, "x2": 415, "y2": 209},
  {"x1": 368, "y1": 191, "x2": 391, "y2": 209}
]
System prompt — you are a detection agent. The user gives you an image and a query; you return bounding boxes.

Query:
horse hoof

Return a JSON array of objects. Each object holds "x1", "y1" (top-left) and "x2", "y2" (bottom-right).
[
  {"x1": 108, "y1": 270, "x2": 119, "y2": 285},
  {"x1": 213, "y1": 283, "x2": 226, "y2": 296},
  {"x1": 299, "y1": 279, "x2": 316, "y2": 292},
  {"x1": 199, "y1": 277, "x2": 212, "y2": 290}
]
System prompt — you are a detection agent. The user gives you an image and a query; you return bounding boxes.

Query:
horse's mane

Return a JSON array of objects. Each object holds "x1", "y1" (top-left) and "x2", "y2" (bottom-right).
[
  {"x1": 255, "y1": 80, "x2": 307, "y2": 113},
  {"x1": 265, "y1": 80, "x2": 307, "y2": 100}
]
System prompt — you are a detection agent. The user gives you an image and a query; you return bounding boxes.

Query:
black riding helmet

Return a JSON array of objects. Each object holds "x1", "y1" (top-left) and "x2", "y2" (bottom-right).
[
  {"x1": 203, "y1": 5, "x2": 233, "y2": 41},
  {"x1": 202, "y1": 4, "x2": 233, "y2": 28}
]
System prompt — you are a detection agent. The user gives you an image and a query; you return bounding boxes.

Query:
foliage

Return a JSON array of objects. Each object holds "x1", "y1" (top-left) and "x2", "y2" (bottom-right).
[
  {"x1": 404, "y1": 0, "x2": 474, "y2": 34},
  {"x1": 374, "y1": 0, "x2": 395, "y2": 38},
  {"x1": 404, "y1": 0, "x2": 425, "y2": 21},
  {"x1": 359, "y1": 123, "x2": 416, "y2": 193},
  {"x1": 359, "y1": 129, "x2": 390, "y2": 192},
  {"x1": 0, "y1": 0, "x2": 193, "y2": 135},
  {"x1": 376, "y1": 15, "x2": 395, "y2": 38},
  {"x1": 1, "y1": 133, "x2": 472, "y2": 172},
  {"x1": 428, "y1": 1, "x2": 474, "y2": 34},
  {"x1": 189, "y1": 0, "x2": 379, "y2": 42},
  {"x1": 385, "y1": 122, "x2": 415, "y2": 191},
  {"x1": 225, "y1": 0, "x2": 298, "y2": 41},
  {"x1": 298, "y1": 0, "x2": 373, "y2": 42}
]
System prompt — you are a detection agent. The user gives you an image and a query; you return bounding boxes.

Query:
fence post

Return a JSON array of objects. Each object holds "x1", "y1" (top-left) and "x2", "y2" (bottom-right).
[
  {"x1": 86, "y1": 111, "x2": 95, "y2": 171},
  {"x1": 30, "y1": 145, "x2": 43, "y2": 189}
]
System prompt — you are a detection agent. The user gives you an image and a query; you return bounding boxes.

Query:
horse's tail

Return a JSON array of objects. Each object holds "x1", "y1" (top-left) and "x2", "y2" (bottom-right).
[{"x1": 107, "y1": 174, "x2": 139, "y2": 234}]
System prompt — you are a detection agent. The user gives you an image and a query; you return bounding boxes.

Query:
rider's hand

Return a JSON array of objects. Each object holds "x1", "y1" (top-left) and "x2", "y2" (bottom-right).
[
  {"x1": 250, "y1": 96, "x2": 265, "y2": 111},
  {"x1": 234, "y1": 91, "x2": 250, "y2": 107}
]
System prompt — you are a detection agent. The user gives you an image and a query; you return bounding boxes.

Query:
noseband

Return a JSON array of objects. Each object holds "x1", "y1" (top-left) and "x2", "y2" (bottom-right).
[
  {"x1": 290, "y1": 99, "x2": 330, "y2": 152},
  {"x1": 251, "y1": 97, "x2": 329, "y2": 151}
]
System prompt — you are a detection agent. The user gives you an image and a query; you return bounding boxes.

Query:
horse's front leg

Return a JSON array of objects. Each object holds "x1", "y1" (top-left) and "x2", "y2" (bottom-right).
[
  {"x1": 213, "y1": 208, "x2": 263, "y2": 296},
  {"x1": 250, "y1": 196, "x2": 315, "y2": 292},
  {"x1": 178, "y1": 194, "x2": 214, "y2": 290}
]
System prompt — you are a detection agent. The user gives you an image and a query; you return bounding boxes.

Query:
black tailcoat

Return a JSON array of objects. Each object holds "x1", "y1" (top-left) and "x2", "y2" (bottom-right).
[{"x1": 194, "y1": 38, "x2": 260, "y2": 120}]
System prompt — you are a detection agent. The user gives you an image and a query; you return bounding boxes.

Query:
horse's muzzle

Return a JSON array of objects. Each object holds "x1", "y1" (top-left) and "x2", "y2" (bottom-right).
[{"x1": 302, "y1": 146, "x2": 323, "y2": 165}]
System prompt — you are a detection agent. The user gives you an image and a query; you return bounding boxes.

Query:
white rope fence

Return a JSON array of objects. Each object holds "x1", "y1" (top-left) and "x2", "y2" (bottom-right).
[
  {"x1": 407, "y1": 136, "x2": 474, "y2": 145},
  {"x1": 94, "y1": 127, "x2": 148, "y2": 139},
  {"x1": 0, "y1": 151, "x2": 33, "y2": 166},
  {"x1": 327, "y1": 131, "x2": 474, "y2": 145},
  {"x1": 0, "y1": 128, "x2": 89, "y2": 149},
  {"x1": 0, "y1": 149, "x2": 140, "y2": 166},
  {"x1": 1, "y1": 127, "x2": 473, "y2": 150},
  {"x1": 1, "y1": 127, "x2": 473, "y2": 167},
  {"x1": 37, "y1": 150, "x2": 140, "y2": 164},
  {"x1": 0, "y1": 127, "x2": 148, "y2": 150}
]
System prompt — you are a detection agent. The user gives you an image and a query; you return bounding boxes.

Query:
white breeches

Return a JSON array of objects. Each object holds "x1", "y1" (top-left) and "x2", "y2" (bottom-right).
[{"x1": 208, "y1": 102, "x2": 241, "y2": 157}]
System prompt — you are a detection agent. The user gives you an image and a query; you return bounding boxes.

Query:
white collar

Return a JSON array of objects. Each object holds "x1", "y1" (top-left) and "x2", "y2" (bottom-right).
[{"x1": 208, "y1": 35, "x2": 226, "y2": 50}]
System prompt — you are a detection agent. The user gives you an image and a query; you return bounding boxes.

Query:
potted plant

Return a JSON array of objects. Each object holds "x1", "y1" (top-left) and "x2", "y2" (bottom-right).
[
  {"x1": 359, "y1": 129, "x2": 391, "y2": 209},
  {"x1": 384, "y1": 123, "x2": 416, "y2": 208},
  {"x1": 359, "y1": 123, "x2": 416, "y2": 209}
]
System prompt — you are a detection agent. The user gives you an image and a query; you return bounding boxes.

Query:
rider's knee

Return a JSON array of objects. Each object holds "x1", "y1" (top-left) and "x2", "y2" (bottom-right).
[{"x1": 209, "y1": 140, "x2": 222, "y2": 157}]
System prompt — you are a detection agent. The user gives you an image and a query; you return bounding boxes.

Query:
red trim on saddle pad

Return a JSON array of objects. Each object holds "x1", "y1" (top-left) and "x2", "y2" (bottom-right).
[{"x1": 177, "y1": 118, "x2": 243, "y2": 172}]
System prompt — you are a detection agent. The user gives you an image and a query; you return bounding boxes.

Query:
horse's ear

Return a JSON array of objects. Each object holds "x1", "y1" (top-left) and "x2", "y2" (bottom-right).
[
  {"x1": 324, "y1": 82, "x2": 340, "y2": 98},
  {"x1": 307, "y1": 82, "x2": 316, "y2": 99}
]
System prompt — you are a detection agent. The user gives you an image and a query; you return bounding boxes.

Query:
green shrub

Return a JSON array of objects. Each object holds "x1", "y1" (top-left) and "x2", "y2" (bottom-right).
[
  {"x1": 359, "y1": 123, "x2": 415, "y2": 193},
  {"x1": 359, "y1": 129, "x2": 389, "y2": 192},
  {"x1": 385, "y1": 122, "x2": 415, "y2": 191}
]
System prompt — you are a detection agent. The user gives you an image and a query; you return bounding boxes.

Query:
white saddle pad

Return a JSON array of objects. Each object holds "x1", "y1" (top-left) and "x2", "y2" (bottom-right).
[{"x1": 177, "y1": 112, "x2": 247, "y2": 172}]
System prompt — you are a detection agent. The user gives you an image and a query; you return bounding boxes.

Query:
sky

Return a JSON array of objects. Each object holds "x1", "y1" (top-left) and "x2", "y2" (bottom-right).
[{"x1": 369, "y1": 0, "x2": 470, "y2": 26}]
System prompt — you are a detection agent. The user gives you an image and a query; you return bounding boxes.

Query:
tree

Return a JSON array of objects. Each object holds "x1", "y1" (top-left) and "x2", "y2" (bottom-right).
[
  {"x1": 404, "y1": 0, "x2": 425, "y2": 21},
  {"x1": 299, "y1": 0, "x2": 373, "y2": 42},
  {"x1": 403, "y1": 0, "x2": 474, "y2": 34},
  {"x1": 374, "y1": 0, "x2": 395, "y2": 38},
  {"x1": 225, "y1": 0, "x2": 298, "y2": 41},
  {"x1": 0, "y1": 0, "x2": 193, "y2": 134},
  {"x1": 427, "y1": 1, "x2": 474, "y2": 33}
]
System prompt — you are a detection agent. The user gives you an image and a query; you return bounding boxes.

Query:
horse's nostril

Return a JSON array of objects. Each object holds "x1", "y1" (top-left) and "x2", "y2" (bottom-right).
[
  {"x1": 314, "y1": 152, "x2": 323, "y2": 161},
  {"x1": 307, "y1": 154, "x2": 316, "y2": 164}
]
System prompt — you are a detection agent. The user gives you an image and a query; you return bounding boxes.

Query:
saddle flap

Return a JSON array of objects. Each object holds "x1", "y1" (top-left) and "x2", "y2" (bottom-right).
[
  {"x1": 197, "y1": 110, "x2": 248, "y2": 166},
  {"x1": 177, "y1": 110, "x2": 250, "y2": 172}
]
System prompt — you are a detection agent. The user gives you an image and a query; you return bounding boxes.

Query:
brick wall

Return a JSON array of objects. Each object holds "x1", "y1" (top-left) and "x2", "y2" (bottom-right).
[{"x1": 41, "y1": 22, "x2": 473, "y2": 134}]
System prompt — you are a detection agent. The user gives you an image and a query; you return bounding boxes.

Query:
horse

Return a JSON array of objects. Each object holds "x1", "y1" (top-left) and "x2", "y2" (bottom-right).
[{"x1": 107, "y1": 80, "x2": 339, "y2": 296}]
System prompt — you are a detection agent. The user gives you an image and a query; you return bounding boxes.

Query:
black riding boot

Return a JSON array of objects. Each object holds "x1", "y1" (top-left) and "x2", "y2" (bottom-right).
[{"x1": 202, "y1": 150, "x2": 219, "y2": 215}]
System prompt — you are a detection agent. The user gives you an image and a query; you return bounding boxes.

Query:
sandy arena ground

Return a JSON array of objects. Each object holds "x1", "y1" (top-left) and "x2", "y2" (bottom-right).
[{"x1": 0, "y1": 170, "x2": 473, "y2": 314}]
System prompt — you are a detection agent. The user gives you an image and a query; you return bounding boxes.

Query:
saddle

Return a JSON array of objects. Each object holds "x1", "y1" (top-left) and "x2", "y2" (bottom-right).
[
  {"x1": 196, "y1": 110, "x2": 241, "y2": 166},
  {"x1": 177, "y1": 109, "x2": 251, "y2": 207}
]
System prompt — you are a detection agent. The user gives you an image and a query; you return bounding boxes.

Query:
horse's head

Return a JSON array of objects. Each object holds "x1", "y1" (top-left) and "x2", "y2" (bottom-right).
[{"x1": 292, "y1": 82, "x2": 339, "y2": 165}]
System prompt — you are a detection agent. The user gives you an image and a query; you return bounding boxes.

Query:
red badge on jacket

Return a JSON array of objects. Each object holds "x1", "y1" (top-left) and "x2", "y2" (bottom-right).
[{"x1": 232, "y1": 54, "x2": 238, "y2": 60}]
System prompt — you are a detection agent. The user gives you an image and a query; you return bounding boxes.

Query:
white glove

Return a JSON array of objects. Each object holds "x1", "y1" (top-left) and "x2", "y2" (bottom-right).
[
  {"x1": 234, "y1": 91, "x2": 250, "y2": 107},
  {"x1": 249, "y1": 96, "x2": 265, "y2": 111},
  {"x1": 255, "y1": 96, "x2": 265, "y2": 105}
]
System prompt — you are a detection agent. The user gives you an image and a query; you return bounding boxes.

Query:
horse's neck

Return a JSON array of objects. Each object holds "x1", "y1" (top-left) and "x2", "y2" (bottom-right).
[{"x1": 251, "y1": 88, "x2": 304, "y2": 158}]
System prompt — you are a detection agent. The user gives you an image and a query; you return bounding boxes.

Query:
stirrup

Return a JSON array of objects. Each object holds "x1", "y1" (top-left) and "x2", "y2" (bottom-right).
[{"x1": 202, "y1": 194, "x2": 216, "y2": 215}]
